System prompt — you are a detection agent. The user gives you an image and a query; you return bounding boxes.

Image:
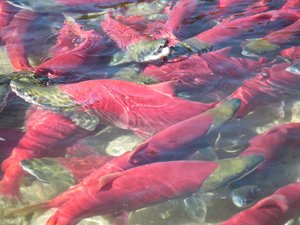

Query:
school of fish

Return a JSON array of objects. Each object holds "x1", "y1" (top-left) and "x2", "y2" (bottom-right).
[{"x1": 0, "y1": 0, "x2": 300, "y2": 224}]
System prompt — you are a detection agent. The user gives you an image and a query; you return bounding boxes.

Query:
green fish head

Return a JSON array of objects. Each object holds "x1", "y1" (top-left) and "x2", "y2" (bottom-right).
[
  {"x1": 110, "y1": 38, "x2": 171, "y2": 66},
  {"x1": 202, "y1": 155, "x2": 264, "y2": 192},
  {"x1": 206, "y1": 98, "x2": 241, "y2": 134},
  {"x1": 21, "y1": 158, "x2": 76, "y2": 186}
]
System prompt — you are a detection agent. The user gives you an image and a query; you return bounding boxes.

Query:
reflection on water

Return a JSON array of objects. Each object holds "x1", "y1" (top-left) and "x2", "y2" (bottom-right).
[{"x1": 0, "y1": 0, "x2": 300, "y2": 224}]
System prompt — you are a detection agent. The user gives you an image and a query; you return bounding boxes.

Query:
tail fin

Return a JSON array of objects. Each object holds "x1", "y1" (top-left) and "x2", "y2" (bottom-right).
[{"x1": 3, "y1": 202, "x2": 48, "y2": 217}]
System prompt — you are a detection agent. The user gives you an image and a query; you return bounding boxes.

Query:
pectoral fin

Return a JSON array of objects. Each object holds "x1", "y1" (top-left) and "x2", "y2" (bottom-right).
[{"x1": 97, "y1": 172, "x2": 123, "y2": 192}]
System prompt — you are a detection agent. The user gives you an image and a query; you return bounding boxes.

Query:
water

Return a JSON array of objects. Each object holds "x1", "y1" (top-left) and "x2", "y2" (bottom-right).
[{"x1": 0, "y1": 0, "x2": 300, "y2": 224}]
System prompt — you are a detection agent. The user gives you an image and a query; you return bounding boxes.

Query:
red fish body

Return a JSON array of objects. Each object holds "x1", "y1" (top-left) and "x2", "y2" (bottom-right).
[
  {"x1": 43, "y1": 98, "x2": 239, "y2": 207},
  {"x1": 228, "y1": 62, "x2": 299, "y2": 118},
  {"x1": 36, "y1": 21, "x2": 105, "y2": 78},
  {"x1": 101, "y1": 15, "x2": 149, "y2": 50},
  {"x1": 1, "y1": 9, "x2": 38, "y2": 71},
  {"x1": 244, "y1": 19, "x2": 300, "y2": 55},
  {"x1": 239, "y1": 123, "x2": 300, "y2": 169},
  {"x1": 144, "y1": 47, "x2": 263, "y2": 91},
  {"x1": 6, "y1": 79, "x2": 214, "y2": 196},
  {"x1": 0, "y1": 106, "x2": 91, "y2": 196},
  {"x1": 281, "y1": 0, "x2": 300, "y2": 18},
  {"x1": 57, "y1": 79, "x2": 215, "y2": 136},
  {"x1": 0, "y1": 1, "x2": 19, "y2": 43},
  {"x1": 45, "y1": 160, "x2": 219, "y2": 225},
  {"x1": 221, "y1": 182, "x2": 300, "y2": 225},
  {"x1": 183, "y1": 10, "x2": 297, "y2": 52},
  {"x1": 281, "y1": 46, "x2": 300, "y2": 61}
]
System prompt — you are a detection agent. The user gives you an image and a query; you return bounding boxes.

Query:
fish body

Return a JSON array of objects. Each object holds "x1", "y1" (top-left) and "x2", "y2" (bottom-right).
[
  {"x1": 243, "y1": 19, "x2": 300, "y2": 56},
  {"x1": 11, "y1": 79, "x2": 215, "y2": 137},
  {"x1": 281, "y1": 46, "x2": 300, "y2": 61},
  {"x1": 5, "y1": 79, "x2": 214, "y2": 195},
  {"x1": 36, "y1": 20, "x2": 105, "y2": 78},
  {"x1": 1, "y1": 9, "x2": 38, "y2": 71},
  {"x1": 0, "y1": 106, "x2": 92, "y2": 196},
  {"x1": 0, "y1": 1, "x2": 19, "y2": 43},
  {"x1": 179, "y1": 10, "x2": 297, "y2": 53},
  {"x1": 21, "y1": 155, "x2": 113, "y2": 184},
  {"x1": 228, "y1": 62, "x2": 300, "y2": 118},
  {"x1": 222, "y1": 182, "x2": 300, "y2": 225},
  {"x1": 101, "y1": 15, "x2": 170, "y2": 65},
  {"x1": 45, "y1": 98, "x2": 240, "y2": 207},
  {"x1": 240, "y1": 123, "x2": 300, "y2": 168},
  {"x1": 144, "y1": 47, "x2": 263, "y2": 90},
  {"x1": 42, "y1": 156, "x2": 262, "y2": 225}
]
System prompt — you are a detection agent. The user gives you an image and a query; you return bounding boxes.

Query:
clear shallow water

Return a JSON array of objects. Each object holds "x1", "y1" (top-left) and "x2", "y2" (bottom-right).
[{"x1": 0, "y1": 0, "x2": 300, "y2": 225}]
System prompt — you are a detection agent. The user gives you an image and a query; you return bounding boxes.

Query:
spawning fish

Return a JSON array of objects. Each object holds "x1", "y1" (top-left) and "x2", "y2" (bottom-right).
[
  {"x1": 1, "y1": 9, "x2": 38, "y2": 71},
  {"x1": 7, "y1": 156, "x2": 263, "y2": 225},
  {"x1": 3, "y1": 79, "x2": 214, "y2": 196},
  {"x1": 221, "y1": 182, "x2": 300, "y2": 225},
  {"x1": 100, "y1": 14, "x2": 170, "y2": 65},
  {"x1": 227, "y1": 62, "x2": 300, "y2": 118},
  {"x1": 174, "y1": 10, "x2": 298, "y2": 54},
  {"x1": 21, "y1": 155, "x2": 113, "y2": 184},
  {"x1": 0, "y1": 1, "x2": 19, "y2": 43},
  {"x1": 40, "y1": 98, "x2": 240, "y2": 208},
  {"x1": 242, "y1": 19, "x2": 300, "y2": 56},
  {"x1": 35, "y1": 20, "x2": 105, "y2": 78},
  {"x1": 10, "y1": 79, "x2": 215, "y2": 137},
  {"x1": 144, "y1": 47, "x2": 264, "y2": 91}
]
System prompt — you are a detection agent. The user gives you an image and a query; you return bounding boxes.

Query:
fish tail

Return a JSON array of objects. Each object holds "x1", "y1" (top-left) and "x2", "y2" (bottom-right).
[{"x1": 3, "y1": 202, "x2": 49, "y2": 217}]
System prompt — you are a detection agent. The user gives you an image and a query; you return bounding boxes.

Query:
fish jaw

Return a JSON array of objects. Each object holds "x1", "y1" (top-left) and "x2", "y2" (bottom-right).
[
  {"x1": 110, "y1": 38, "x2": 171, "y2": 66},
  {"x1": 202, "y1": 155, "x2": 264, "y2": 192}
]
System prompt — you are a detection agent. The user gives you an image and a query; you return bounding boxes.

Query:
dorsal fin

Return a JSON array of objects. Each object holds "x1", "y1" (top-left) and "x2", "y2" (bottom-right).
[
  {"x1": 149, "y1": 81, "x2": 176, "y2": 97},
  {"x1": 97, "y1": 172, "x2": 123, "y2": 192}
]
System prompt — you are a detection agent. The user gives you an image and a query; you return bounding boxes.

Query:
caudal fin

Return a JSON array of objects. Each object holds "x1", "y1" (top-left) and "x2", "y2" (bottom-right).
[{"x1": 3, "y1": 202, "x2": 49, "y2": 217}]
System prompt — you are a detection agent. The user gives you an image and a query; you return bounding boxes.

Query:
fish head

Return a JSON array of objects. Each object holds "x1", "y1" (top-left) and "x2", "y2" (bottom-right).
[
  {"x1": 202, "y1": 155, "x2": 264, "y2": 192},
  {"x1": 21, "y1": 158, "x2": 76, "y2": 186},
  {"x1": 129, "y1": 141, "x2": 162, "y2": 165},
  {"x1": 110, "y1": 38, "x2": 171, "y2": 66}
]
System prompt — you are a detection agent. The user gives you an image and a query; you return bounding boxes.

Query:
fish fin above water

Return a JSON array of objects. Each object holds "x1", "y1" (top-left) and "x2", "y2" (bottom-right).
[
  {"x1": 149, "y1": 81, "x2": 176, "y2": 97},
  {"x1": 97, "y1": 172, "x2": 123, "y2": 192}
]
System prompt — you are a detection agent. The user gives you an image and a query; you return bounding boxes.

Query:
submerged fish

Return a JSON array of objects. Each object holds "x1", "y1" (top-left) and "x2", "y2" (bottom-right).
[
  {"x1": 4, "y1": 79, "x2": 215, "y2": 196},
  {"x1": 35, "y1": 20, "x2": 105, "y2": 78},
  {"x1": 10, "y1": 79, "x2": 215, "y2": 137},
  {"x1": 41, "y1": 98, "x2": 240, "y2": 208},
  {"x1": 21, "y1": 155, "x2": 113, "y2": 184},
  {"x1": 222, "y1": 182, "x2": 300, "y2": 225},
  {"x1": 0, "y1": 106, "x2": 93, "y2": 196},
  {"x1": 0, "y1": 1, "x2": 19, "y2": 43},
  {"x1": 1, "y1": 9, "x2": 38, "y2": 71},
  {"x1": 227, "y1": 62, "x2": 300, "y2": 118},
  {"x1": 242, "y1": 19, "x2": 300, "y2": 56},
  {"x1": 101, "y1": 15, "x2": 170, "y2": 65},
  {"x1": 7, "y1": 156, "x2": 263, "y2": 225},
  {"x1": 174, "y1": 10, "x2": 298, "y2": 54},
  {"x1": 144, "y1": 47, "x2": 263, "y2": 91}
]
